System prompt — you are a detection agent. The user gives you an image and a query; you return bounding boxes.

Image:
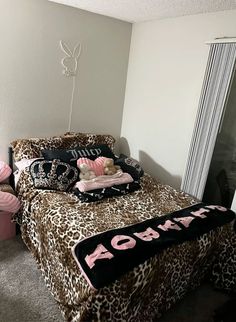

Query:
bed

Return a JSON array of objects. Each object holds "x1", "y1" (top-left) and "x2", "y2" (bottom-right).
[{"x1": 10, "y1": 132, "x2": 236, "y2": 322}]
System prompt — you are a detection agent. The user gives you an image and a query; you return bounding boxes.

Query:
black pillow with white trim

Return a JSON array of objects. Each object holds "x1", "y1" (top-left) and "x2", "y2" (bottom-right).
[
  {"x1": 115, "y1": 154, "x2": 144, "y2": 180},
  {"x1": 42, "y1": 144, "x2": 116, "y2": 166}
]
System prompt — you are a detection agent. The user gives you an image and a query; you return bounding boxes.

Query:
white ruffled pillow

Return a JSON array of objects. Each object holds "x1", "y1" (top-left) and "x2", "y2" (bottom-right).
[{"x1": 15, "y1": 158, "x2": 39, "y2": 171}]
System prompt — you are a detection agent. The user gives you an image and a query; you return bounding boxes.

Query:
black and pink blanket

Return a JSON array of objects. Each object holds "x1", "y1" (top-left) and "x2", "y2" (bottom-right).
[{"x1": 72, "y1": 203, "x2": 235, "y2": 289}]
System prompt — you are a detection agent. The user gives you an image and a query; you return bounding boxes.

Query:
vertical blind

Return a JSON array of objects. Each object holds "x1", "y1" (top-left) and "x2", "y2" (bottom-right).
[{"x1": 181, "y1": 43, "x2": 236, "y2": 199}]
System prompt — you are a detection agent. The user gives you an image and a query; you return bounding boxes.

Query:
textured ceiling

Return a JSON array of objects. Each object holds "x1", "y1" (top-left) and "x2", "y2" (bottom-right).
[{"x1": 48, "y1": 0, "x2": 236, "y2": 23}]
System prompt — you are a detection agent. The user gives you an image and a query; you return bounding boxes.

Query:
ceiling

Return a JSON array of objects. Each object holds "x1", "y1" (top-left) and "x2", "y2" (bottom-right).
[{"x1": 48, "y1": 0, "x2": 236, "y2": 23}]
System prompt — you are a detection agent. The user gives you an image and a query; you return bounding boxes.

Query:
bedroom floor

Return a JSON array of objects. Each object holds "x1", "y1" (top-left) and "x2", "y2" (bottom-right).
[{"x1": 0, "y1": 235, "x2": 232, "y2": 322}]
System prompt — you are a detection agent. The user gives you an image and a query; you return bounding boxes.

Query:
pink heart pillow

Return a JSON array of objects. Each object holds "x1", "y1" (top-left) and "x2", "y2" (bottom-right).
[
  {"x1": 0, "y1": 161, "x2": 12, "y2": 182},
  {"x1": 77, "y1": 157, "x2": 109, "y2": 177}
]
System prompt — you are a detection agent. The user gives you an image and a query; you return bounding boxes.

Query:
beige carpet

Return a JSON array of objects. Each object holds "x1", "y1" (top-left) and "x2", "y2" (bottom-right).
[
  {"x1": 0, "y1": 235, "x2": 63, "y2": 322},
  {"x1": 0, "y1": 235, "x2": 230, "y2": 322}
]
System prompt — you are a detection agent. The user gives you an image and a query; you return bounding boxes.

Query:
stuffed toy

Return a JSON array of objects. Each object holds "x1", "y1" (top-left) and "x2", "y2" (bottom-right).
[
  {"x1": 77, "y1": 157, "x2": 120, "y2": 178},
  {"x1": 0, "y1": 161, "x2": 20, "y2": 213},
  {"x1": 103, "y1": 158, "x2": 120, "y2": 176},
  {"x1": 78, "y1": 163, "x2": 96, "y2": 181},
  {"x1": 77, "y1": 157, "x2": 107, "y2": 177}
]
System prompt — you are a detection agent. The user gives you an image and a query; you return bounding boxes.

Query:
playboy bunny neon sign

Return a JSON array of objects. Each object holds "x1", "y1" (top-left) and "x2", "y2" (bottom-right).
[{"x1": 60, "y1": 41, "x2": 82, "y2": 77}]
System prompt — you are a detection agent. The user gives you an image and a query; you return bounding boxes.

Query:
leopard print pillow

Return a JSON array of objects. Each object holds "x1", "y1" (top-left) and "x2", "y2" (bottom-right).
[
  {"x1": 63, "y1": 132, "x2": 115, "y2": 150},
  {"x1": 11, "y1": 133, "x2": 115, "y2": 162}
]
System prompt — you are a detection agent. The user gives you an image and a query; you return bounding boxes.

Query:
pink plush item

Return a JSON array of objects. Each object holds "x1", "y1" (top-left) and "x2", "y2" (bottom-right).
[
  {"x1": 0, "y1": 191, "x2": 21, "y2": 213},
  {"x1": 0, "y1": 161, "x2": 12, "y2": 182},
  {"x1": 77, "y1": 157, "x2": 109, "y2": 177}
]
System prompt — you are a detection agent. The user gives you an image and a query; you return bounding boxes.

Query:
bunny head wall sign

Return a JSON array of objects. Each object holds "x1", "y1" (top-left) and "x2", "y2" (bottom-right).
[{"x1": 60, "y1": 40, "x2": 82, "y2": 77}]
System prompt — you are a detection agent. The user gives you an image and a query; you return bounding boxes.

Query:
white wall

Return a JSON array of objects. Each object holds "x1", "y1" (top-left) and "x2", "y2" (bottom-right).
[
  {"x1": 121, "y1": 9, "x2": 236, "y2": 189},
  {"x1": 0, "y1": 0, "x2": 131, "y2": 162}
]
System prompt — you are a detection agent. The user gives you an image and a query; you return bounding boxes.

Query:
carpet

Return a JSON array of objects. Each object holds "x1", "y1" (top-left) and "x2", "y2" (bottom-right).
[
  {"x1": 0, "y1": 235, "x2": 63, "y2": 322},
  {"x1": 0, "y1": 235, "x2": 233, "y2": 322}
]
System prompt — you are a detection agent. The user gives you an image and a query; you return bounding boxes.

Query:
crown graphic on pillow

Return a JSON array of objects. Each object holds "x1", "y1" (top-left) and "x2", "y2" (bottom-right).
[{"x1": 30, "y1": 159, "x2": 78, "y2": 191}]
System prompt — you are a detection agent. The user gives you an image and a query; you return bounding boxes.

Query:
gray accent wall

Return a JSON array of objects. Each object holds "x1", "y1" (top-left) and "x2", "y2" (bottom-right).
[{"x1": 0, "y1": 0, "x2": 131, "y2": 161}]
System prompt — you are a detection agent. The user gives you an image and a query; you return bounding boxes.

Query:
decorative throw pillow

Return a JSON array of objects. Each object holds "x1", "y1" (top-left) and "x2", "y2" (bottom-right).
[
  {"x1": 115, "y1": 154, "x2": 144, "y2": 180},
  {"x1": 0, "y1": 161, "x2": 12, "y2": 182},
  {"x1": 0, "y1": 190, "x2": 21, "y2": 213},
  {"x1": 77, "y1": 157, "x2": 108, "y2": 177},
  {"x1": 29, "y1": 159, "x2": 79, "y2": 191},
  {"x1": 42, "y1": 144, "x2": 116, "y2": 165}
]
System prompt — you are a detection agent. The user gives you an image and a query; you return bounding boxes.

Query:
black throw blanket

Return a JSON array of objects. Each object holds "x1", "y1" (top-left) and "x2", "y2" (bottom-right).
[{"x1": 72, "y1": 203, "x2": 235, "y2": 289}]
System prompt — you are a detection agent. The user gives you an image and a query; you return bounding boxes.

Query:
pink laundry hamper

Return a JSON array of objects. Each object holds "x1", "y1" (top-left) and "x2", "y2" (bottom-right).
[{"x1": 0, "y1": 211, "x2": 16, "y2": 240}]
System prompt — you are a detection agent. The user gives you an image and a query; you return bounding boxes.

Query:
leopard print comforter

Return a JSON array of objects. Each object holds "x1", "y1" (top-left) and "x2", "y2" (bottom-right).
[{"x1": 14, "y1": 169, "x2": 236, "y2": 322}]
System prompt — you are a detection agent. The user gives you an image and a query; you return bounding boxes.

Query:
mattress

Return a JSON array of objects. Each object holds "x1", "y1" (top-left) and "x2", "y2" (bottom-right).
[{"x1": 14, "y1": 167, "x2": 236, "y2": 322}]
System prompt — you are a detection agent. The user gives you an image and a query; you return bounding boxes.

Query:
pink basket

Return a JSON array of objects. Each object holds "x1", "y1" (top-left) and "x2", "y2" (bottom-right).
[{"x1": 0, "y1": 211, "x2": 16, "y2": 240}]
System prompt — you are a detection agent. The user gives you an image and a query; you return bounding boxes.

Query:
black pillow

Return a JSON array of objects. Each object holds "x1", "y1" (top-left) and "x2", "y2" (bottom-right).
[
  {"x1": 115, "y1": 154, "x2": 144, "y2": 180},
  {"x1": 42, "y1": 144, "x2": 115, "y2": 165},
  {"x1": 29, "y1": 159, "x2": 79, "y2": 191}
]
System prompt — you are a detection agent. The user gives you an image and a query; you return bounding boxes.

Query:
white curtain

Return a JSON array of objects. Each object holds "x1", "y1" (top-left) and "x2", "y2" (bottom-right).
[{"x1": 181, "y1": 43, "x2": 236, "y2": 199}]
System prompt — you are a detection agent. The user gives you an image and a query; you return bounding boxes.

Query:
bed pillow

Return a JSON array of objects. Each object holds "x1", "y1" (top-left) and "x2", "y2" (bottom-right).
[
  {"x1": 63, "y1": 132, "x2": 115, "y2": 150},
  {"x1": 115, "y1": 154, "x2": 144, "y2": 180},
  {"x1": 11, "y1": 133, "x2": 115, "y2": 162},
  {"x1": 42, "y1": 144, "x2": 116, "y2": 165},
  {"x1": 15, "y1": 158, "x2": 40, "y2": 171},
  {"x1": 29, "y1": 159, "x2": 79, "y2": 191}
]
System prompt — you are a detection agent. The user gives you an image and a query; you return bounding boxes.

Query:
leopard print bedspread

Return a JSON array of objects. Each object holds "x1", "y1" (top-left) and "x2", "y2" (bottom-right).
[{"x1": 14, "y1": 169, "x2": 236, "y2": 322}]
